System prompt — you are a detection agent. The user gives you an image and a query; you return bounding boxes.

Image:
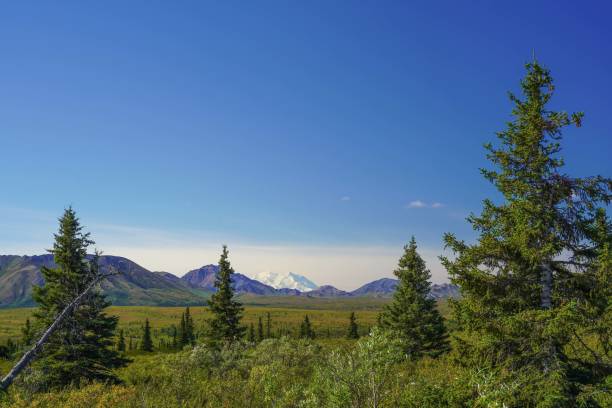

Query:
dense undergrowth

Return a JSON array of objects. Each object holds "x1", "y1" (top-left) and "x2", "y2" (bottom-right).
[{"x1": 2, "y1": 330, "x2": 609, "y2": 407}]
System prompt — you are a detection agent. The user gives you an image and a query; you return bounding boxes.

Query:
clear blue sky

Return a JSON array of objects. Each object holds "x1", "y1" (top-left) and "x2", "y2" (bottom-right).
[{"x1": 1, "y1": 1, "x2": 611, "y2": 288}]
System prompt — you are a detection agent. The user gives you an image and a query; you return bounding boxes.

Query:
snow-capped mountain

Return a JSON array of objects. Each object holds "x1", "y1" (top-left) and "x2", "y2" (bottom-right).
[{"x1": 252, "y1": 271, "x2": 318, "y2": 292}]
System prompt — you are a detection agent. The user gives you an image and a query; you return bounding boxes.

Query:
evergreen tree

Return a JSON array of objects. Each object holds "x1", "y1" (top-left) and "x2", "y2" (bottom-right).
[
  {"x1": 31, "y1": 208, "x2": 128, "y2": 389},
  {"x1": 140, "y1": 319, "x2": 153, "y2": 352},
  {"x1": 171, "y1": 325, "x2": 178, "y2": 349},
  {"x1": 347, "y1": 312, "x2": 359, "y2": 339},
  {"x1": 379, "y1": 237, "x2": 448, "y2": 358},
  {"x1": 206, "y1": 246, "x2": 245, "y2": 344},
  {"x1": 184, "y1": 307, "x2": 195, "y2": 345},
  {"x1": 21, "y1": 318, "x2": 34, "y2": 346},
  {"x1": 248, "y1": 323, "x2": 256, "y2": 342},
  {"x1": 179, "y1": 312, "x2": 187, "y2": 347},
  {"x1": 441, "y1": 61, "x2": 611, "y2": 405},
  {"x1": 257, "y1": 316, "x2": 264, "y2": 342},
  {"x1": 299, "y1": 315, "x2": 315, "y2": 339},
  {"x1": 265, "y1": 312, "x2": 272, "y2": 338},
  {"x1": 117, "y1": 329, "x2": 126, "y2": 352},
  {"x1": 128, "y1": 336, "x2": 133, "y2": 351}
]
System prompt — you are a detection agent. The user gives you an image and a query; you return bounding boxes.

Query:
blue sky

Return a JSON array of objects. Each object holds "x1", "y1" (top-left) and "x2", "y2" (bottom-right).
[{"x1": 1, "y1": 1, "x2": 611, "y2": 289}]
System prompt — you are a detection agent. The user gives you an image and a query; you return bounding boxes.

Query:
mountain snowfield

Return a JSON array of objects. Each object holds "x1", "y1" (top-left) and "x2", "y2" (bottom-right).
[{"x1": 252, "y1": 271, "x2": 318, "y2": 291}]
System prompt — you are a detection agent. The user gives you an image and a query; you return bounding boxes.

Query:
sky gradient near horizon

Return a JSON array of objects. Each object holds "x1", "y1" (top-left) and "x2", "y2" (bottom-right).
[{"x1": 1, "y1": 1, "x2": 611, "y2": 290}]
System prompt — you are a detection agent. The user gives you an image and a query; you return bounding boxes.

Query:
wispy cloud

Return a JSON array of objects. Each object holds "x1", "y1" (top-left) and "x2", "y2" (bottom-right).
[
  {"x1": 340, "y1": 196, "x2": 351, "y2": 201},
  {"x1": 407, "y1": 200, "x2": 427, "y2": 208},
  {"x1": 406, "y1": 200, "x2": 445, "y2": 209}
]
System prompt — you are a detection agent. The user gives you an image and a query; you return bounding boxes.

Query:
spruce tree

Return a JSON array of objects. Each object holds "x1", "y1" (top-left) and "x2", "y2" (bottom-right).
[
  {"x1": 379, "y1": 237, "x2": 448, "y2": 358},
  {"x1": 140, "y1": 319, "x2": 153, "y2": 352},
  {"x1": 21, "y1": 318, "x2": 34, "y2": 346},
  {"x1": 248, "y1": 323, "x2": 256, "y2": 342},
  {"x1": 184, "y1": 307, "x2": 195, "y2": 345},
  {"x1": 31, "y1": 208, "x2": 128, "y2": 389},
  {"x1": 206, "y1": 246, "x2": 245, "y2": 344},
  {"x1": 347, "y1": 312, "x2": 359, "y2": 339},
  {"x1": 265, "y1": 312, "x2": 272, "y2": 338},
  {"x1": 441, "y1": 61, "x2": 611, "y2": 405},
  {"x1": 171, "y1": 325, "x2": 178, "y2": 349},
  {"x1": 299, "y1": 315, "x2": 315, "y2": 339},
  {"x1": 117, "y1": 329, "x2": 126, "y2": 352},
  {"x1": 179, "y1": 312, "x2": 187, "y2": 347},
  {"x1": 257, "y1": 316, "x2": 264, "y2": 342}
]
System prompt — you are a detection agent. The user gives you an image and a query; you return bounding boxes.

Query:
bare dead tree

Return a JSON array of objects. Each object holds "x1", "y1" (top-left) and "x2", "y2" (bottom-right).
[{"x1": 0, "y1": 270, "x2": 116, "y2": 392}]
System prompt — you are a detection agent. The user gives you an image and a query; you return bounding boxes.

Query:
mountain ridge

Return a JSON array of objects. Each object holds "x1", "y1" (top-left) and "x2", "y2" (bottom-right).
[{"x1": 0, "y1": 255, "x2": 460, "y2": 307}]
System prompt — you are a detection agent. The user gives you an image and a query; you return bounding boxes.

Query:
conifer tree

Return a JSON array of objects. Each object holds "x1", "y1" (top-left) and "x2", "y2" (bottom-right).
[
  {"x1": 248, "y1": 323, "x2": 255, "y2": 342},
  {"x1": 117, "y1": 329, "x2": 126, "y2": 352},
  {"x1": 299, "y1": 315, "x2": 315, "y2": 339},
  {"x1": 379, "y1": 237, "x2": 448, "y2": 358},
  {"x1": 347, "y1": 312, "x2": 359, "y2": 339},
  {"x1": 171, "y1": 325, "x2": 178, "y2": 349},
  {"x1": 257, "y1": 316, "x2": 264, "y2": 342},
  {"x1": 140, "y1": 319, "x2": 153, "y2": 352},
  {"x1": 21, "y1": 318, "x2": 34, "y2": 346},
  {"x1": 441, "y1": 61, "x2": 611, "y2": 405},
  {"x1": 128, "y1": 336, "x2": 133, "y2": 351},
  {"x1": 31, "y1": 207, "x2": 128, "y2": 389},
  {"x1": 206, "y1": 246, "x2": 245, "y2": 344},
  {"x1": 179, "y1": 312, "x2": 187, "y2": 347},
  {"x1": 265, "y1": 312, "x2": 272, "y2": 338},
  {"x1": 184, "y1": 307, "x2": 195, "y2": 345}
]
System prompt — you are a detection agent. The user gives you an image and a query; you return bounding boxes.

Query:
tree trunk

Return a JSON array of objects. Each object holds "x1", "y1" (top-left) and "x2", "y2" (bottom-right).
[
  {"x1": 0, "y1": 273, "x2": 109, "y2": 391},
  {"x1": 540, "y1": 261, "x2": 552, "y2": 309}
]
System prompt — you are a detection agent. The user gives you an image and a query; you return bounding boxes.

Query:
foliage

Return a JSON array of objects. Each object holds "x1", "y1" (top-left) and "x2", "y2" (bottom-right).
[
  {"x1": 308, "y1": 327, "x2": 406, "y2": 408},
  {"x1": 140, "y1": 319, "x2": 153, "y2": 352},
  {"x1": 441, "y1": 61, "x2": 612, "y2": 406},
  {"x1": 299, "y1": 315, "x2": 315, "y2": 339},
  {"x1": 178, "y1": 307, "x2": 195, "y2": 347},
  {"x1": 347, "y1": 312, "x2": 359, "y2": 339},
  {"x1": 206, "y1": 246, "x2": 245, "y2": 344},
  {"x1": 116, "y1": 330, "x2": 125, "y2": 353},
  {"x1": 257, "y1": 316, "x2": 264, "y2": 342},
  {"x1": 380, "y1": 237, "x2": 449, "y2": 358},
  {"x1": 21, "y1": 319, "x2": 33, "y2": 347},
  {"x1": 29, "y1": 208, "x2": 128, "y2": 390}
]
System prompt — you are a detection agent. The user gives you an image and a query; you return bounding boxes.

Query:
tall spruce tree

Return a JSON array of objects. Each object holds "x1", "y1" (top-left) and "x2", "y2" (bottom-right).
[
  {"x1": 140, "y1": 319, "x2": 153, "y2": 352},
  {"x1": 171, "y1": 325, "x2": 178, "y2": 349},
  {"x1": 379, "y1": 237, "x2": 448, "y2": 358},
  {"x1": 117, "y1": 329, "x2": 126, "y2": 353},
  {"x1": 265, "y1": 312, "x2": 272, "y2": 338},
  {"x1": 299, "y1": 315, "x2": 315, "y2": 339},
  {"x1": 206, "y1": 246, "x2": 245, "y2": 344},
  {"x1": 257, "y1": 316, "x2": 264, "y2": 342},
  {"x1": 441, "y1": 61, "x2": 611, "y2": 405},
  {"x1": 31, "y1": 208, "x2": 128, "y2": 389},
  {"x1": 248, "y1": 323, "x2": 255, "y2": 342},
  {"x1": 179, "y1": 312, "x2": 187, "y2": 346},
  {"x1": 21, "y1": 318, "x2": 34, "y2": 346},
  {"x1": 347, "y1": 312, "x2": 359, "y2": 339},
  {"x1": 184, "y1": 307, "x2": 195, "y2": 345}
]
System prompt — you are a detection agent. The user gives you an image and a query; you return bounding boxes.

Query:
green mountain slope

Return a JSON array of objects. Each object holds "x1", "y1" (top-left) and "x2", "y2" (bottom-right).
[{"x1": 0, "y1": 255, "x2": 209, "y2": 308}]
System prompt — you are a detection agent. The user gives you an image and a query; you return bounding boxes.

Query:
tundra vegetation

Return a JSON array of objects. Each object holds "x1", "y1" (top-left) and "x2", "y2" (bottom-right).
[{"x1": 0, "y1": 61, "x2": 610, "y2": 407}]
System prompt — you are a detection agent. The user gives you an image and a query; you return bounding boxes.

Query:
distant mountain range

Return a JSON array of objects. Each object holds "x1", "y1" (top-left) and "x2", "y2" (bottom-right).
[
  {"x1": 252, "y1": 271, "x2": 318, "y2": 292},
  {"x1": 0, "y1": 255, "x2": 459, "y2": 308}
]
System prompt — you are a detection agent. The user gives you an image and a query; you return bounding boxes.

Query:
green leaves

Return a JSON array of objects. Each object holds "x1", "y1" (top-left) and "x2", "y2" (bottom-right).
[
  {"x1": 380, "y1": 237, "x2": 449, "y2": 359},
  {"x1": 443, "y1": 60, "x2": 612, "y2": 406},
  {"x1": 206, "y1": 246, "x2": 245, "y2": 345}
]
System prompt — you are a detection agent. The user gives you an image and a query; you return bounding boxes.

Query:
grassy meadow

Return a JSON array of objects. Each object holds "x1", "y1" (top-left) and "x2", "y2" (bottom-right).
[{"x1": 0, "y1": 296, "x2": 394, "y2": 347}]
